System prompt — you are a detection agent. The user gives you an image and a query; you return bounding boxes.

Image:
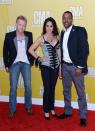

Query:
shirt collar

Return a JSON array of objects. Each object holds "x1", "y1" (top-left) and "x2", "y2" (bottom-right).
[{"x1": 64, "y1": 25, "x2": 73, "y2": 32}]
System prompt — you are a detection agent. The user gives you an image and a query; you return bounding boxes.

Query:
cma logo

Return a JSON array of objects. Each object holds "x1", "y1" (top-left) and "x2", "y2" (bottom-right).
[
  {"x1": 0, "y1": 57, "x2": 4, "y2": 70},
  {"x1": 7, "y1": 25, "x2": 16, "y2": 32},
  {"x1": 0, "y1": 0, "x2": 13, "y2": 4},
  {"x1": 70, "y1": 6, "x2": 83, "y2": 19},
  {"x1": 86, "y1": 67, "x2": 95, "y2": 77},
  {"x1": 32, "y1": 11, "x2": 50, "y2": 27}
]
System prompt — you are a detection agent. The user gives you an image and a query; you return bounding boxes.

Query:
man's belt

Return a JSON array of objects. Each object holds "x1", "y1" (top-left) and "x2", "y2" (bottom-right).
[{"x1": 62, "y1": 60, "x2": 73, "y2": 66}]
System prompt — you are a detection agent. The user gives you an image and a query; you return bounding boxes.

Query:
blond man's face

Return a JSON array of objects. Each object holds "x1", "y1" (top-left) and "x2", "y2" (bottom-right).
[{"x1": 16, "y1": 19, "x2": 26, "y2": 33}]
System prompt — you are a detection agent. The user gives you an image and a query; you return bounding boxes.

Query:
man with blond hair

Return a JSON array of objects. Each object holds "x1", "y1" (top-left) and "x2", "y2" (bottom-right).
[{"x1": 3, "y1": 16, "x2": 34, "y2": 118}]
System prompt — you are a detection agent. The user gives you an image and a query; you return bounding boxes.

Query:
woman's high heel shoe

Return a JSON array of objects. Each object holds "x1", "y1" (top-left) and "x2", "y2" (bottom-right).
[
  {"x1": 51, "y1": 110, "x2": 57, "y2": 117},
  {"x1": 44, "y1": 113, "x2": 50, "y2": 120}
]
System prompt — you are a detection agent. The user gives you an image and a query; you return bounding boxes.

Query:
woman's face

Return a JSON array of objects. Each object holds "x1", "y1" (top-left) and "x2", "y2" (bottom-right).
[{"x1": 45, "y1": 21, "x2": 54, "y2": 34}]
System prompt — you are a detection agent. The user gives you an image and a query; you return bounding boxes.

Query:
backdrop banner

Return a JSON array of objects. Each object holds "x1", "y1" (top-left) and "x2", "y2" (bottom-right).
[{"x1": 0, "y1": 0, "x2": 95, "y2": 110}]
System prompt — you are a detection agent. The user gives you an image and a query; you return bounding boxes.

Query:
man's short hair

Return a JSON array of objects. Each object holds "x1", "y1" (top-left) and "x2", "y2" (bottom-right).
[
  {"x1": 62, "y1": 11, "x2": 73, "y2": 19},
  {"x1": 16, "y1": 15, "x2": 27, "y2": 23}
]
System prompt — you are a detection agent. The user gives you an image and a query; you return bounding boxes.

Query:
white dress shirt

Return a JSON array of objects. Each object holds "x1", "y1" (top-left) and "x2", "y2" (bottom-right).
[
  {"x1": 14, "y1": 39, "x2": 29, "y2": 64},
  {"x1": 62, "y1": 25, "x2": 73, "y2": 63}
]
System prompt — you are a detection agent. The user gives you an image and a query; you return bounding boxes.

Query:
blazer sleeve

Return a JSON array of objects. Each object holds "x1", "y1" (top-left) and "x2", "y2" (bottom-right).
[
  {"x1": 77, "y1": 27, "x2": 89, "y2": 67},
  {"x1": 3, "y1": 33, "x2": 9, "y2": 68}
]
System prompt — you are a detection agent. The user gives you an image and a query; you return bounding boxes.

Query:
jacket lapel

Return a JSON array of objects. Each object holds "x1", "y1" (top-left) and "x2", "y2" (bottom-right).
[
  {"x1": 60, "y1": 30, "x2": 64, "y2": 48},
  {"x1": 13, "y1": 31, "x2": 29, "y2": 51},
  {"x1": 68, "y1": 25, "x2": 76, "y2": 44},
  {"x1": 13, "y1": 36, "x2": 18, "y2": 50},
  {"x1": 25, "y1": 36, "x2": 29, "y2": 50}
]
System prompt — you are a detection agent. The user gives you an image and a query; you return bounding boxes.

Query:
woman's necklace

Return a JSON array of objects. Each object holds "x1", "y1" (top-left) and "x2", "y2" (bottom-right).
[{"x1": 46, "y1": 34, "x2": 54, "y2": 43}]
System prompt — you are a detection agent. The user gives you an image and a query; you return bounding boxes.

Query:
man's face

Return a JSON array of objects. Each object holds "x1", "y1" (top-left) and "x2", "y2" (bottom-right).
[
  {"x1": 62, "y1": 13, "x2": 73, "y2": 29},
  {"x1": 16, "y1": 19, "x2": 26, "y2": 33}
]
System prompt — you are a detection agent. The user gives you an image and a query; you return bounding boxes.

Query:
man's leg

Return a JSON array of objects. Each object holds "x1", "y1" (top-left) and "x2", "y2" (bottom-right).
[
  {"x1": 21, "y1": 63, "x2": 32, "y2": 111},
  {"x1": 62, "y1": 64, "x2": 73, "y2": 115},
  {"x1": 72, "y1": 68, "x2": 87, "y2": 119},
  {"x1": 9, "y1": 63, "x2": 20, "y2": 113},
  {"x1": 71, "y1": 66, "x2": 87, "y2": 126}
]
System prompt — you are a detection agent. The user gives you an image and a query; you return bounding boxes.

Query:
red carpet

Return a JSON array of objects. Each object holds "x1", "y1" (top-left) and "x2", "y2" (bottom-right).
[{"x1": 0, "y1": 102, "x2": 95, "y2": 131}]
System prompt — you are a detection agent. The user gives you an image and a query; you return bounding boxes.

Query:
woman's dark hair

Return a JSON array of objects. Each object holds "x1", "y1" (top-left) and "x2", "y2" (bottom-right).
[{"x1": 42, "y1": 17, "x2": 59, "y2": 36}]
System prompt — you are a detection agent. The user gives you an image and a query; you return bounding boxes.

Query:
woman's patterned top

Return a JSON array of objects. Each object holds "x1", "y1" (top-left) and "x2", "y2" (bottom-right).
[{"x1": 41, "y1": 37, "x2": 60, "y2": 69}]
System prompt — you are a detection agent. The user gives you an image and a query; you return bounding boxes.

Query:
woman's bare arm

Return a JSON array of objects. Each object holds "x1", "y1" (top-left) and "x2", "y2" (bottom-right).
[{"x1": 28, "y1": 36, "x2": 44, "y2": 59}]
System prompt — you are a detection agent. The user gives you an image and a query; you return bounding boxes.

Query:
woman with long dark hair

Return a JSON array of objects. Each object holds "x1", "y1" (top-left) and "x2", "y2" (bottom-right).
[{"x1": 29, "y1": 17, "x2": 61, "y2": 120}]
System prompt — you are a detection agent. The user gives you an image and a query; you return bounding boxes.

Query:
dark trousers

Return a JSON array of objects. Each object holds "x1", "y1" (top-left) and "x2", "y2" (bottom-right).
[{"x1": 41, "y1": 65, "x2": 59, "y2": 113}]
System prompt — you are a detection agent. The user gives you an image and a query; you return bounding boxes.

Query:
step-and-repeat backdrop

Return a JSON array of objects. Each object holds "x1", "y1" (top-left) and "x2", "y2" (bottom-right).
[{"x1": 0, "y1": 0, "x2": 95, "y2": 104}]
